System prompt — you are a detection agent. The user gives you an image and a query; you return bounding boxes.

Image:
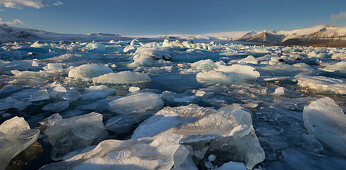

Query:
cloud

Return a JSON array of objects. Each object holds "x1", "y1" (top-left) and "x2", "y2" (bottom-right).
[
  {"x1": 0, "y1": 0, "x2": 44, "y2": 9},
  {"x1": 53, "y1": 1, "x2": 62, "y2": 6},
  {"x1": 0, "y1": 18, "x2": 23, "y2": 25},
  {"x1": 331, "y1": 11, "x2": 346, "y2": 20}
]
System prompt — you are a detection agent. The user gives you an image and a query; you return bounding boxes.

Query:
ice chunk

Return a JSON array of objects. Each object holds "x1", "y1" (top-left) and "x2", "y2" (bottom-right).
[
  {"x1": 132, "y1": 104, "x2": 265, "y2": 169},
  {"x1": 303, "y1": 97, "x2": 346, "y2": 157},
  {"x1": 196, "y1": 67, "x2": 259, "y2": 84},
  {"x1": 321, "y1": 61, "x2": 346, "y2": 73},
  {"x1": 44, "y1": 112, "x2": 107, "y2": 160},
  {"x1": 130, "y1": 39, "x2": 140, "y2": 46},
  {"x1": 123, "y1": 45, "x2": 136, "y2": 53},
  {"x1": 273, "y1": 87, "x2": 285, "y2": 95},
  {"x1": 30, "y1": 41, "x2": 46, "y2": 48},
  {"x1": 68, "y1": 64, "x2": 113, "y2": 81},
  {"x1": 81, "y1": 85, "x2": 115, "y2": 100},
  {"x1": 11, "y1": 70, "x2": 51, "y2": 79},
  {"x1": 62, "y1": 87, "x2": 82, "y2": 101},
  {"x1": 295, "y1": 75, "x2": 345, "y2": 94},
  {"x1": 331, "y1": 53, "x2": 346, "y2": 60},
  {"x1": 43, "y1": 63, "x2": 63, "y2": 73},
  {"x1": 41, "y1": 134, "x2": 183, "y2": 170},
  {"x1": 42, "y1": 101, "x2": 69, "y2": 112},
  {"x1": 108, "y1": 92, "x2": 164, "y2": 116},
  {"x1": 0, "y1": 117, "x2": 40, "y2": 170},
  {"x1": 39, "y1": 113, "x2": 63, "y2": 130},
  {"x1": 85, "y1": 42, "x2": 105, "y2": 51},
  {"x1": 190, "y1": 59, "x2": 217, "y2": 71},
  {"x1": 128, "y1": 47, "x2": 171, "y2": 67},
  {"x1": 92, "y1": 71, "x2": 151, "y2": 85},
  {"x1": 0, "y1": 97, "x2": 31, "y2": 111},
  {"x1": 238, "y1": 55, "x2": 258, "y2": 64},
  {"x1": 105, "y1": 115, "x2": 142, "y2": 135},
  {"x1": 216, "y1": 161, "x2": 246, "y2": 170},
  {"x1": 162, "y1": 39, "x2": 184, "y2": 47},
  {"x1": 129, "y1": 86, "x2": 140, "y2": 92}
]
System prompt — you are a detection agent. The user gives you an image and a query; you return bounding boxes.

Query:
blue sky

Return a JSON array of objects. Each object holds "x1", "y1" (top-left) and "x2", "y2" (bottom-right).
[{"x1": 1, "y1": 0, "x2": 346, "y2": 35}]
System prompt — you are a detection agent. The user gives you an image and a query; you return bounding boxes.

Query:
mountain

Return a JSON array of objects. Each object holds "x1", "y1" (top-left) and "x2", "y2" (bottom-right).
[
  {"x1": 0, "y1": 24, "x2": 122, "y2": 42},
  {"x1": 236, "y1": 25, "x2": 346, "y2": 47}
]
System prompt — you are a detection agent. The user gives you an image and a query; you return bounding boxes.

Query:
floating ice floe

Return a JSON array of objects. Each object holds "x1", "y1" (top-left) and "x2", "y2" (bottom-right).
[
  {"x1": 321, "y1": 61, "x2": 346, "y2": 73},
  {"x1": 44, "y1": 112, "x2": 107, "y2": 160},
  {"x1": 81, "y1": 85, "x2": 116, "y2": 100},
  {"x1": 303, "y1": 97, "x2": 346, "y2": 157},
  {"x1": 190, "y1": 59, "x2": 217, "y2": 71},
  {"x1": 295, "y1": 75, "x2": 346, "y2": 94},
  {"x1": 132, "y1": 104, "x2": 265, "y2": 169},
  {"x1": 85, "y1": 42, "x2": 105, "y2": 51},
  {"x1": 92, "y1": 71, "x2": 151, "y2": 85},
  {"x1": 11, "y1": 70, "x2": 51, "y2": 79},
  {"x1": 197, "y1": 64, "x2": 260, "y2": 84},
  {"x1": 0, "y1": 116, "x2": 40, "y2": 170},
  {"x1": 273, "y1": 87, "x2": 285, "y2": 95},
  {"x1": 331, "y1": 53, "x2": 346, "y2": 60},
  {"x1": 238, "y1": 55, "x2": 258, "y2": 64},
  {"x1": 43, "y1": 63, "x2": 64, "y2": 73},
  {"x1": 108, "y1": 92, "x2": 164, "y2": 117},
  {"x1": 68, "y1": 64, "x2": 113, "y2": 81},
  {"x1": 42, "y1": 101, "x2": 70, "y2": 112},
  {"x1": 128, "y1": 47, "x2": 171, "y2": 67},
  {"x1": 41, "y1": 134, "x2": 184, "y2": 170}
]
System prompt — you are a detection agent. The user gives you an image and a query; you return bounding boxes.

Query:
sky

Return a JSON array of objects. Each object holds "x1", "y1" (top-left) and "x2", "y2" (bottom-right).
[{"x1": 0, "y1": 0, "x2": 346, "y2": 35}]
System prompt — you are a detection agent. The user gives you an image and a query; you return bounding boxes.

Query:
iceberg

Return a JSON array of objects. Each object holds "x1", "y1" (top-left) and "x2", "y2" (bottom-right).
[{"x1": 303, "y1": 97, "x2": 346, "y2": 157}]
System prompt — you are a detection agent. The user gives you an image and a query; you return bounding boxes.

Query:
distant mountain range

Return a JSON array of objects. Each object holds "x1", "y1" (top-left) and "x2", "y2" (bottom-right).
[
  {"x1": 0, "y1": 24, "x2": 122, "y2": 42},
  {"x1": 236, "y1": 25, "x2": 346, "y2": 47},
  {"x1": 1, "y1": 24, "x2": 346, "y2": 47}
]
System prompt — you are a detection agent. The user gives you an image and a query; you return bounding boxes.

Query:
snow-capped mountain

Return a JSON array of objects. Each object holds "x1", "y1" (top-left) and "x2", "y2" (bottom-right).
[
  {"x1": 0, "y1": 24, "x2": 122, "y2": 42},
  {"x1": 237, "y1": 25, "x2": 346, "y2": 47}
]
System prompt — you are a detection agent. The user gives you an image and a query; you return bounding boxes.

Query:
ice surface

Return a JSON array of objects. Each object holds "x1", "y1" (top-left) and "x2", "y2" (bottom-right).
[
  {"x1": 108, "y1": 92, "x2": 164, "y2": 116},
  {"x1": 44, "y1": 112, "x2": 108, "y2": 160},
  {"x1": 92, "y1": 71, "x2": 151, "y2": 85},
  {"x1": 0, "y1": 116, "x2": 40, "y2": 170},
  {"x1": 68, "y1": 64, "x2": 113, "y2": 80},
  {"x1": 295, "y1": 75, "x2": 346, "y2": 94},
  {"x1": 85, "y1": 42, "x2": 105, "y2": 51},
  {"x1": 132, "y1": 104, "x2": 265, "y2": 169},
  {"x1": 303, "y1": 97, "x2": 346, "y2": 157}
]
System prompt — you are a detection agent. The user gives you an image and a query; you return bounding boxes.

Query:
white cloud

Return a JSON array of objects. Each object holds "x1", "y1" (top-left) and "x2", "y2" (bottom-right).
[
  {"x1": 0, "y1": 0, "x2": 44, "y2": 9},
  {"x1": 331, "y1": 11, "x2": 346, "y2": 20},
  {"x1": 0, "y1": 18, "x2": 23, "y2": 25},
  {"x1": 53, "y1": 1, "x2": 62, "y2": 6}
]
